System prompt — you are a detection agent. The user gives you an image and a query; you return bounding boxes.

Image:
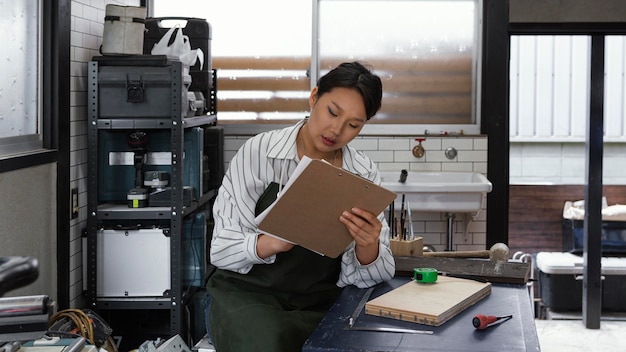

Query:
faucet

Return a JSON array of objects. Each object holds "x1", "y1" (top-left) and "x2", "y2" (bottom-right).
[
  {"x1": 399, "y1": 169, "x2": 408, "y2": 183},
  {"x1": 413, "y1": 138, "x2": 425, "y2": 158}
]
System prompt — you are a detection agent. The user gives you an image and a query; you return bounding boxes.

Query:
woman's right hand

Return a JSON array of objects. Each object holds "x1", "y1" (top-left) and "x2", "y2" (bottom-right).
[{"x1": 256, "y1": 234, "x2": 295, "y2": 258}]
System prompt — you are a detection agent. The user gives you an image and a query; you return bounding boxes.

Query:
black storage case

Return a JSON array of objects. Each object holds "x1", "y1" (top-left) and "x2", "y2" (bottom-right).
[
  {"x1": 562, "y1": 218, "x2": 626, "y2": 253},
  {"x1": 144, "y1": 17, "x2": 212, "y2": 113},
  {"x1": 92, "y1": 55, "x2": 191, "y2": 119},
  {"x1": 203, "y1": 126, "x2": 224, "y2": 190},
  {"x1": 537, "y1": 252, "x2": 626, "y2": 312}
]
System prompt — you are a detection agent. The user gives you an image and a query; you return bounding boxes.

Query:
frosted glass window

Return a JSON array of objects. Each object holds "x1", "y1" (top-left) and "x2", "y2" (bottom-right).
[
  {"x1": 0, "y1": 1, "x2": 40, "y2": 138},
  {"x1": 151, "y1": 0, "x2": 480, "y2": 128},
  {"x1": 317, "y1": 0, "x2": 478, "y2": 125}
]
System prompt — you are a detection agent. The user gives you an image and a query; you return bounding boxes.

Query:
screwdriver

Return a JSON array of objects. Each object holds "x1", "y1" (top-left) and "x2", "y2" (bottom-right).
[{"x1": 472, "y1": 314, "x2": 513, "y2": 330}]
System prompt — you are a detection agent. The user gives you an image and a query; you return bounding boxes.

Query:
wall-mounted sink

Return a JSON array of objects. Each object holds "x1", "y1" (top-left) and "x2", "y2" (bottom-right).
[{"x1": 379, "y1": 171, "x2": 492, "y2": 213}]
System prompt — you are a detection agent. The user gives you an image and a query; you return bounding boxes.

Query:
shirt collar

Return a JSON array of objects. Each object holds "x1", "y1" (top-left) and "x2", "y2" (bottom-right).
[{"x1": 266, "y1": 118, "x2": 307, "y2": 161}]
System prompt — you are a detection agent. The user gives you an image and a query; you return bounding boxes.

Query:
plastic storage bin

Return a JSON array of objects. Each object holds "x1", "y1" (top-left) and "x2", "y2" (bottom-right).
[
  {"x1": 536, "y1": 252, "x2": 626, "y2": 312},
  {"x1": 562, "y1": 218, "x2": 626, "y2": 253},
  {"x1": 182, "y1": 211, "x2": 208, "y2": 287},
  {"x1": 97, "y1": 228, "x2": 171, "y2": 297},
  {"x1": 93, "y1": 56, "x2": 191, "y2": 119}
]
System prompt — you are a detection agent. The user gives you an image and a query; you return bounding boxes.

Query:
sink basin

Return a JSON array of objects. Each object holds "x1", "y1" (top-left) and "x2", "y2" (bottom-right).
[{"x1": 379, "y1": 171, "x2": 492, "y2": 213}]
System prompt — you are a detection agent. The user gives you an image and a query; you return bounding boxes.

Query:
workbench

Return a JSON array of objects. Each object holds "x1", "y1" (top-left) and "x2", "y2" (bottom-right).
[{"x1": 303, "y1": 277, "x2": 541, "y2": 352}]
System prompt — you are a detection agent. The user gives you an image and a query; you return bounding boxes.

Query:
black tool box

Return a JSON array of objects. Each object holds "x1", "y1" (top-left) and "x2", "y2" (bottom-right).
[
  {"x1": 93, "y1": 55, "x2": 191, "y2": 119},
  {"x1": 144, "y1": 17, "x2": 212, "y2": 114},
  {"x1": 537, "y1": 252, "x2": 626, "y2": 312}
]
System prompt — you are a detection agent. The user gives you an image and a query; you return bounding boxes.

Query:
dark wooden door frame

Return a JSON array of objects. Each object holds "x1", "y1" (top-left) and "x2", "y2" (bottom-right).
[
  {"x1": 481, "y1": 0, "x2": 510, "y2": 248},
  {"x1": 498, "y1": 17, "x2": 626, "y2": 329}
]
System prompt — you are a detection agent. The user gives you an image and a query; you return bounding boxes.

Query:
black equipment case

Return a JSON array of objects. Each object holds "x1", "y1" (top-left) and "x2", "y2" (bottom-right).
[{"x1": 144, "y1": 17, "x2": 212, "y2": 114}]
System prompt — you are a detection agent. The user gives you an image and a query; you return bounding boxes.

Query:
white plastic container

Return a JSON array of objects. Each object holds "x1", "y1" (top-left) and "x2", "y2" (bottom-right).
[
  {"x1": 97, "y1": 228, "x2": 170, "y2": 297},
  {"x1": 536, "y1": 252, "x2": 626, "y2": 311},
  {"x1": 101, "y1": 5, "x2": 146, "y2": 55}
]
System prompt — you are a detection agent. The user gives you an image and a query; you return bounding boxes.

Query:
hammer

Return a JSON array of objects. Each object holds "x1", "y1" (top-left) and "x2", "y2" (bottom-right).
[{"x1": 422, "y1": 243, "x2": 510, "y2": 261}]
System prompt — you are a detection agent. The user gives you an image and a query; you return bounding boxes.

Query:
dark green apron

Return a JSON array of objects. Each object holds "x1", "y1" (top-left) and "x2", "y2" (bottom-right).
[{"x1": 206, "y1": 183, "x2": 343, "y2": 352}]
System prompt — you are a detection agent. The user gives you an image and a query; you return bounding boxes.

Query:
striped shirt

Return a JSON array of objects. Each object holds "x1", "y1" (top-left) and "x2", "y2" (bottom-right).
[{"x1": 210, "y1": 119, "x2": 395, "y2": 288}]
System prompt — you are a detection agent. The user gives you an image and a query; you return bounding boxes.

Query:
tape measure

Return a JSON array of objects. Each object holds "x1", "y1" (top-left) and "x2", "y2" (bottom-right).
[{"x1": 413, "y1": 268, "x2": 438, "y2": 283}]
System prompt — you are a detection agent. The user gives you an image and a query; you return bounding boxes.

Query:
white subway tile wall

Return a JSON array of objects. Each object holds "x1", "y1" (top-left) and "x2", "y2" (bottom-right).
[
  {"x1": 70, "y1": 0, "x2": 141, "y2": 308},
  {"x1": 509, "y1": 143, "x2": 626, "y2": 185},
  {"x1": 224, "y1": 135, "x2": 490, "y2": 253}
]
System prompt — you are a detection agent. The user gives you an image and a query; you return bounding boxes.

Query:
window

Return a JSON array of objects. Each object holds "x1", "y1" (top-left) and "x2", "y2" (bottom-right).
[
  {"x1": 316, "y1": 0, "x2": 478, "y2": 126},
  {"x1": 0, "y1": 1, "x2": 42, "y2": 157},
  {"x1": 150, "y1": 0, "x2": 482, "y2": 134},
  {"x1": 510, "y1": 35, "x2": 626, "y2": 142}
]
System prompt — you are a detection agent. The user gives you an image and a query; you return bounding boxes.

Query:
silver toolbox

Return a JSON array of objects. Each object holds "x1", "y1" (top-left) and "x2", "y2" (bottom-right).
[{"x1": 97, "y1": 228, "x2": 170, "y2": 297}]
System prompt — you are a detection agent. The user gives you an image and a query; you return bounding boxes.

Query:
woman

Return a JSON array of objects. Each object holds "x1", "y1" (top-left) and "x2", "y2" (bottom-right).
[{"x1": 206, "y1": 62, "x2": 395, "y2": 351}]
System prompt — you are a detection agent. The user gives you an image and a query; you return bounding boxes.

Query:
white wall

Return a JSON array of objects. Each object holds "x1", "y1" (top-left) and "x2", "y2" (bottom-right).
[
  {"x1": 509, "y1": 35, "x2": 626, "y2": 186},
  {"x1": 69, "y1": 0, "x2": 140, "y2": 307},
  {"x1": 510, "y1": 142, "x2": 626, "y2": 185},
  {"x1": 0, "y1": 164, "x2": 57, "y2": 298}
]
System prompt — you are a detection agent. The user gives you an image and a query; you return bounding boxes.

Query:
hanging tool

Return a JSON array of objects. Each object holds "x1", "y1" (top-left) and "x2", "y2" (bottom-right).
[
  {"x1": 472, "y1": 314, "x2": 513, "y2": 330},
  {"x1": 346, "y1": 287, "x2": 433, "y2": 335}
]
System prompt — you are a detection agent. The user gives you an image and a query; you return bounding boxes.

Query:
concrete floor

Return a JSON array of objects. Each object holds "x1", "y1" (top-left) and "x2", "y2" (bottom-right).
[{"x1": 535, "y1": 316, "x2": 626, "y2": 352}]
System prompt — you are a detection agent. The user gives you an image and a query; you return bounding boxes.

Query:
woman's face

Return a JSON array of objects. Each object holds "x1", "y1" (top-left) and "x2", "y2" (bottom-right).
[{"x1": 306, "y1": 87, "x2": 367, "y2": 154}]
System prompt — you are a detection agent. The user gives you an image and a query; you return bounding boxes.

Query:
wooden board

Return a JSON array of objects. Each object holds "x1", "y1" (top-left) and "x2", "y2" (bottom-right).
[
  {"x1": 394, "y1": 256, "x2": 531, "y2": 284},
  {"x1": 365, "y1": 275, "x2": 491, "y2": 326}
]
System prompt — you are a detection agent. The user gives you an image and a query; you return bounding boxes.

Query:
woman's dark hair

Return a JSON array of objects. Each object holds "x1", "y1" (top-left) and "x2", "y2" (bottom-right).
[{"x1": 315, "y1": 62, "x2": 383, "y2": 120}]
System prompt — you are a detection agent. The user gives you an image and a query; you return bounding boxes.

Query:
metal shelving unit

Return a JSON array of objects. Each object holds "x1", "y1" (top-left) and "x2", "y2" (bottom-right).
[{"x1": 86, "y1": 59, "x2": 217, "y2": 342}]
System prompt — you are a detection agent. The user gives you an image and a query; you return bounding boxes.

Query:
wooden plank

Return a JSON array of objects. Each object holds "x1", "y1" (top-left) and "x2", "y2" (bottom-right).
[
  {"x1": 216, "y1": 74, "x2": 471, "y2": 93},
  {"x1": 218, "y1": 76, "x2": 310, "y2": 91},
  {"x1": 213, "y1": 56, "x2": 472, "y2": 73},
  {"x1": 213, "y1": 56, "x2": 310, "y2": 70},
  {"x1": 382, "y1": 74, "x2": 472, "y2": 93},
  {"x1": 394, "y1": 256, "x2": 530, "y2": 284},
  {"x1": 218, "y1": 96, "x2": 471, "y2": 115},
  {"x1": 365, "y1": 275, "x2": 491, "y2": 326}
]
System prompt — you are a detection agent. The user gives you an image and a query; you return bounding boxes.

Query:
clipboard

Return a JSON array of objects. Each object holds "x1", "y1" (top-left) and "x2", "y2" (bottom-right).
[{"x1": 256, "y1": 157, "x2": 397, "y2": 258}]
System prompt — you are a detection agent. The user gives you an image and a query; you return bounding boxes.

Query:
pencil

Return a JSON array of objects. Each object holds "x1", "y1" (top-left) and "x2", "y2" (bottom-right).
[{"x1": 400, "y1": 193, "x2": 405, "y2": 241}]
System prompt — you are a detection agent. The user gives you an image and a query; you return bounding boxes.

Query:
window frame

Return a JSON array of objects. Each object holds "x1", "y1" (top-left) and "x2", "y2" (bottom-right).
[
  {"x1": 147, "y1": 0, "x2": 484, "y2": 136},
  {"x1": 311, "y1": 0, "x2": 482, "y2": 137},
  {"x1": 0, "y1": 0, "x2": 60, "y2": 172}
]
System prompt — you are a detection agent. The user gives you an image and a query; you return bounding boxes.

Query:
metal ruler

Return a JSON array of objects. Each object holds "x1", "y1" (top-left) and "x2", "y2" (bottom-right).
[{"x1": 345, "y1": 287, "x2": 433, "y2": 335}]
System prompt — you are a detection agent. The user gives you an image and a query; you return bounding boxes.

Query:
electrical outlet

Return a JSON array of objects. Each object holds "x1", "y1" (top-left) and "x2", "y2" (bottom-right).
[{"x1": 71, "y1": 188, "x2": 79, "y2": 219}]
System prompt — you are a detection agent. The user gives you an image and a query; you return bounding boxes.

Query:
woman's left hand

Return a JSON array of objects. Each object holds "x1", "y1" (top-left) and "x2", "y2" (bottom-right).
[{"x1": 340, "y1": 207, "x2": 381, "y2": 265}]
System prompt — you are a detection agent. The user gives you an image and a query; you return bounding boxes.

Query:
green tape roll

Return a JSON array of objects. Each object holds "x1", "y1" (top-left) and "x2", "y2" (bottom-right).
[{"x1": 413, "y1": 268, "x2": 438, "y2": 283}]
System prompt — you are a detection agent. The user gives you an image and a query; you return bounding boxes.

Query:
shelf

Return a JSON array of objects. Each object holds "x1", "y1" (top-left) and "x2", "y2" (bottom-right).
[
  {"x1": 96, "y1": 297, "x2": 173, "y2": 310},
  {"x1": 96, "y1": 189, "x2": 216, "y2": 221},
  {"x1": 96, "y1": 114, "x2": 217, "y2": 130},
  {"x1": 87, "y1": 59, "x2": 220, "y2": 343}
]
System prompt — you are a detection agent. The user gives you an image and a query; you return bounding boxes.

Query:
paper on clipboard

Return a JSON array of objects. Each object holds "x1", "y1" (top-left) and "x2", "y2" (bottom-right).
[{"x1": 255, "y1": 156, "x2": 397, "y2": 258}]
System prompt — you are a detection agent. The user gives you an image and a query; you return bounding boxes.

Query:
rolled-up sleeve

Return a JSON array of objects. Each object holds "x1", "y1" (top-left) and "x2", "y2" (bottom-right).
[{"x1": 336, "y1": 212, "x2": 395, "y2": 288}]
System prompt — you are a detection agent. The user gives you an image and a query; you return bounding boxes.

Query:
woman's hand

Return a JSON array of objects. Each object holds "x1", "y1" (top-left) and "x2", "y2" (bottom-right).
[
  {"x1": 256, "y1": 234, "x2": 295, "y2": 259},
  {"x1": 339, "y1": 207, "x2": 381, "y2": 265}
]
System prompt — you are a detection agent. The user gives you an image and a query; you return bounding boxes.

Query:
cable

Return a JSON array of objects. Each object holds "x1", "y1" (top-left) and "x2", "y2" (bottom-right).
[
  {"x1": 48, "y1": 309, "x2": 95, "y2": 345},
  {"x1": 48, "y1": 309, "x2": 119, "y2": 352}
]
